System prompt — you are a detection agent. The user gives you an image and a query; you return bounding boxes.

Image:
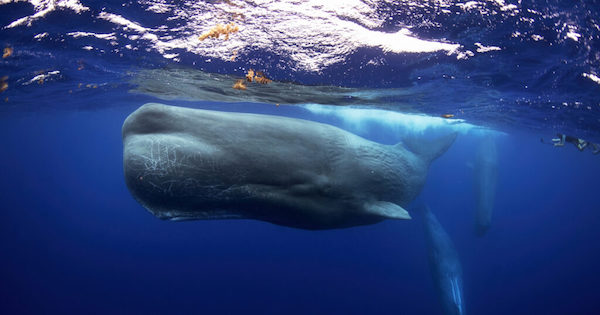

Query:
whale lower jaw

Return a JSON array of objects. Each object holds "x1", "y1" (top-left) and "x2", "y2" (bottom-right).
[
  {"x1": 135, "y1": 199, "x2": 247, "y2": 221},
  {"x1": 161, "y1": 212, "x2": 246, "y2": 221}
]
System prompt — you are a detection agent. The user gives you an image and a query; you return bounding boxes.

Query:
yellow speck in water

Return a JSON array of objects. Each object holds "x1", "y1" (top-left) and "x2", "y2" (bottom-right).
[
  {"x1": 254, "y1": 71, "x2": 271, "y2": 84},
  {"x1": 246, "y1": 69, "x2": 254, "y2": 82},
  {"x1": 0, "y1": 76, "x2": 7, "y2": 92},
  {"x1": 233, "y1": 79, "x2": 246, "y2": 90},
  {"x1": 2, "y1": 47, "x2": 13, "y2": 58},
  {"x1": 245, "y1": 69, "x2": 271, "y2": 84}
]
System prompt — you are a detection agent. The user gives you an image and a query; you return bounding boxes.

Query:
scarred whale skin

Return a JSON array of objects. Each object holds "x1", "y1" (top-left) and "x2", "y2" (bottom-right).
[{"x1": 122, "y1": 103, "x2": 456, "y2": 230}]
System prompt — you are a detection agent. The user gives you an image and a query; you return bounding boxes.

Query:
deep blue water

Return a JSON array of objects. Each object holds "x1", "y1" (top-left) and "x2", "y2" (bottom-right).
[{"x1": 1, "y1": 1, "x2": 600, "y2": 314}]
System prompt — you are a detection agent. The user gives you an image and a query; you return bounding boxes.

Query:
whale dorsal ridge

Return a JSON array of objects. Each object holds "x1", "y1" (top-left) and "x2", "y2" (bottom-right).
[
  {"x1": 364, "y1": 201, "x2": 411, "y2": 220},
  {"x1": 401, "y1": 132, "x2": 457, "y2": 165}
]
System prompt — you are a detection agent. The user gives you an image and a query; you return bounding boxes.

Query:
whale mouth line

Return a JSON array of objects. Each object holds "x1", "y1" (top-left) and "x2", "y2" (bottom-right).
[{"x1": 153, "y1": 209, "x2": 247, "y2": 221}]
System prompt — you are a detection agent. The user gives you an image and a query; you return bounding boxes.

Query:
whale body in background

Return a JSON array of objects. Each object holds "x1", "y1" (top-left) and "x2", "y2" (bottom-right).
[
  {"x1": 122, "y1": 103, "x2": 456, "y2": 230},
  {"x1": 422, "y1": 205, "x2": 466, "y2": 315},
  {"x1": 473, "y1": 137, "x2": 498, "y2": 236}
]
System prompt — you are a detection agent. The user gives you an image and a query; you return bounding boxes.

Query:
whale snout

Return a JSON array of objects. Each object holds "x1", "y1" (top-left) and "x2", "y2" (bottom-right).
[{"x1": 122, "y1": 103, "x2": 181, "y2": 139}]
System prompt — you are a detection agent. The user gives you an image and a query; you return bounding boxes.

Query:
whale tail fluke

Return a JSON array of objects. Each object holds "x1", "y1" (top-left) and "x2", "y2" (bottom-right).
[{"x1": 401, "y1": 132, "x2": 457, "y2": 165}]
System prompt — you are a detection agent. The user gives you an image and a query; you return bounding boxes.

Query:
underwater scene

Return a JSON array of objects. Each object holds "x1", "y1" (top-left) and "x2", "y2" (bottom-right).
[{"x1": 1, "y1": 0, "x2": 600, "y2": 314}]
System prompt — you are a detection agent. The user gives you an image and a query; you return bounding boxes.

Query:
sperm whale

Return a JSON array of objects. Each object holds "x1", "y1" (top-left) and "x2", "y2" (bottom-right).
[{"x1": 122, "y1": 103, "x2": 456, "y2": 229}]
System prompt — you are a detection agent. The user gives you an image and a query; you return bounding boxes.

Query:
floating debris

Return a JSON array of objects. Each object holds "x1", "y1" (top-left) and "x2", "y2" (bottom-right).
[
  {"x1": 198, "y1": 23, "x2": 239, "y2": 41},
  {"x1": 0, "y1": 76, "x2": 8, "y2": 92},
  {"x1": 246, "y1": 69, "x2": 254, "y2": 82},
  {"x1": 2, "y1": 47, "x2": 13, "y2": 58},
  {"x1": 245, "y1": 69, "x2": 271, "y2": 84},
  {"x1": 232, "y1": 79, "x2": 246, "y2": 90},
  {"x1": 254, "y1": 71, "x2": 271, "y2": 84}
]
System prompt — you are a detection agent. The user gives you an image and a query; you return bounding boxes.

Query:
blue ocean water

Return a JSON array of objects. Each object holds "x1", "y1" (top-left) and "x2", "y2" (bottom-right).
[{"x1": 1, "y1": 1, "x2": 600, "y2": 314}]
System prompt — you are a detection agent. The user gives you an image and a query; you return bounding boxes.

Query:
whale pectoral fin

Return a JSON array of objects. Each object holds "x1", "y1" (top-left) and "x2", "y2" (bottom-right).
[{"x1": 364, "y1": 201, "x2": 411, "y2": 220}]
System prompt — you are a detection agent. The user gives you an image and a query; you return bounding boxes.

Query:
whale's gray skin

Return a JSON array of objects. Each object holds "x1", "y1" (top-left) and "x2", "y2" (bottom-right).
[
  {"x1": 473, "y1": 137, "x2": 497, "y2": 236},
  {"x1": 122, "y1": 103, "x2": 456, "y2": 230},
  {"x1": 423, "y1": 205, "x2": 465, "y2": 315}
]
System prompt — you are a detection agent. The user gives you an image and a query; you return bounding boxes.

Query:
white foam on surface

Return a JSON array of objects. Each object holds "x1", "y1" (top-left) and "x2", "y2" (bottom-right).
[
  {"x1": 475, "y1": 42, "x2": 501, "y2": 53},
  {"x1": 97, "y1": 12, "x2": 152, "y2": 33},
  {"x1": 356, "y1": 27, "x2": 459, "y2": 54},
  {"x1": 162, "y1": 53, "x2": 179, "y2": 59},
  {"x1": 583, "y1": 73, "x2": 600, "y2": 85},
  {"x1": 2, "y1": 0, "x2": 88, "y2": 28},
  {"x1": 531, "y1": 34, "x2": 544, "y2": 41},
  {"x1": 67, "y1": 32, "x2": 117, "y2": 40},
  {"x1": 24, "y1": 70, "x2": 60, "y2": 85},
  {"x1": 565, "y1": 24, "x2": 581, "y2": 42},
  {"x1": 34, "y1": 32, "x2": 48, "y2": 39},
  {"x1": 2, "y1": 0, "x2": 467, "y2": 72},
  {"x1": 457, "y1": 0, "x2": 518, "y2": 16}
]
